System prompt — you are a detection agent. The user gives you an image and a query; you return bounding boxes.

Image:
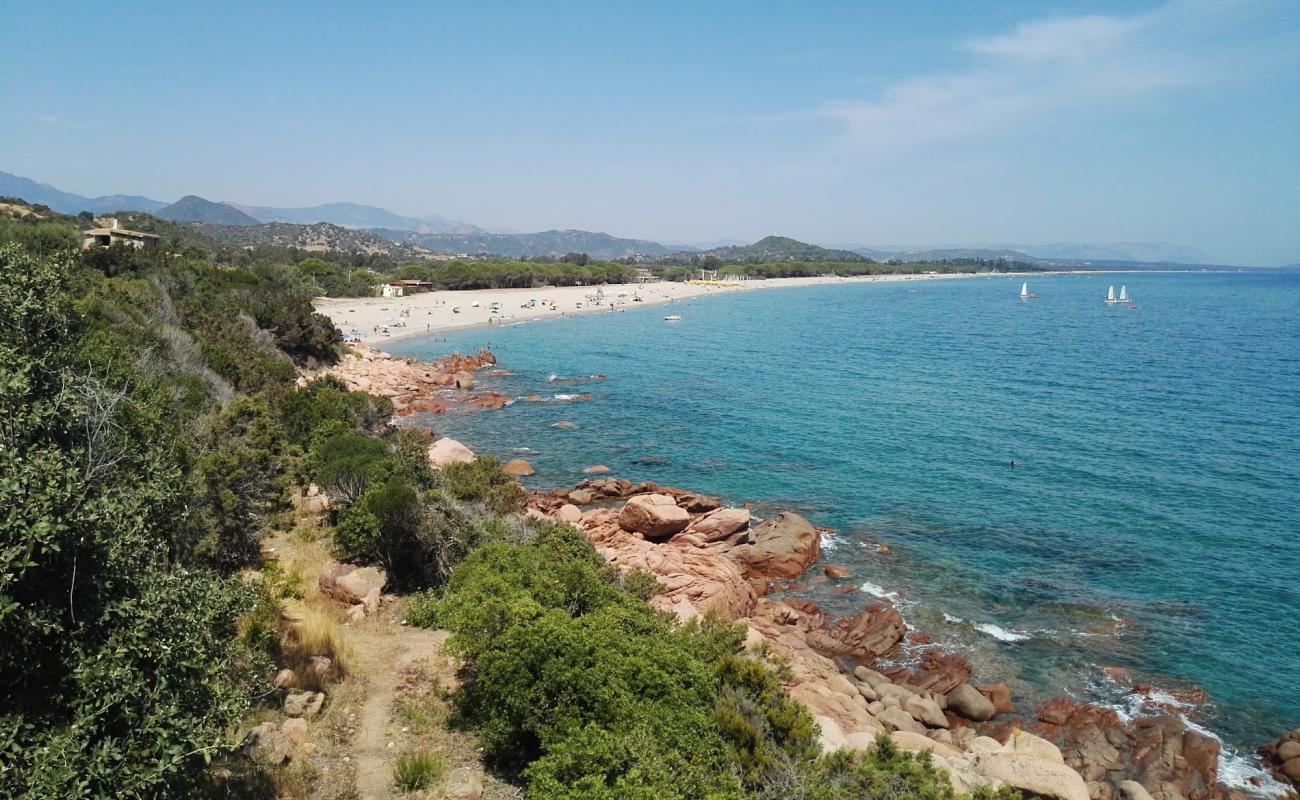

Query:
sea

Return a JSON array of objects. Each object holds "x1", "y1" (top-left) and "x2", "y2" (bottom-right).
[{"x1": 389, "y1": 271, "x2": 1300, "y2": 789}]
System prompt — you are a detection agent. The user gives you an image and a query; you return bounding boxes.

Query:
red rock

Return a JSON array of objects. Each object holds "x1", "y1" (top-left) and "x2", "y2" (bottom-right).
[
  {"x1": 618, "y1": 494, "x2": 691, "y2": 538},
  {"x1": 823, "y1": 565, "x2": 851, "y2": 579},
  {"x1": 978, "y1": 683, "x2": 1016, "y2": 715},
  {"x1": 729, "y1": 511, "x2": 821, "y2": 581},
  {"x1": 1039, "y1": 698, "x2": 1082, "y2": 726},
  {"x1": 688, "y1": 508, "x2": 750, "y2": 542},
  {"x1": 502, "y1": 459, "x2": 535, "y2": 476},
  {"x1": 895, "y1": 650, "x2": 972, "y2": 694}
]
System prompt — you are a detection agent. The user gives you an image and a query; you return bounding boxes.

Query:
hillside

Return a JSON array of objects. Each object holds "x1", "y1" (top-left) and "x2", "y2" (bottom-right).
[
  {"x1": 157, "y1": 195, "x2": 261, "y2": 225},
  {"x1": 680, "y1": 235, "x2": 872, "y2": 264},
  {"x1": 196, "y1": 221, "x2": 428, "y2": 257},
  {"x1": 373, "y1": 228, "x2": 680, "y2": 259},
  {"x1": 0, "y1": 170, "x2": 165, "y2": 215},
  {"x1": 235, "y1": 202, "x2": 478, "y2": 233}
]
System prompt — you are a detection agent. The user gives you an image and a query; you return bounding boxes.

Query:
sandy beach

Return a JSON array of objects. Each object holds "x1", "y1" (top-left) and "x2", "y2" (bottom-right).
[{"x1": 314, "y1": 271, "x2": 1033, "y2": 344}]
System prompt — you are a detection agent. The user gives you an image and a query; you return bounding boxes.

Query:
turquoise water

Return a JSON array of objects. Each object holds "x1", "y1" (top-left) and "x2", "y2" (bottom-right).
[{"x1": 391, "y1": 272, "x2": 1300, "y2": 759}]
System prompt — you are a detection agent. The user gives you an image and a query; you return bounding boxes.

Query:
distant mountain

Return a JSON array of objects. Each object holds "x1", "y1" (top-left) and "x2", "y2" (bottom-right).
[
  {"x1": 196, "y1": 221, "x2": 428, "y2": 258},
  {"x1": 0, "y1": 171, "x2": 165, "y2": 215},
  {"x1": 1008, "y1": 242, "x2": 1211, "y2": 264},
  {"x1": 157, "y1": 195, "x2": 261, "y2": 225},
  {"x1": 855, "y1": 247, "x2": 1042, "y2": 263},
  {"x1": 688, "y1": 236, "x2": 871, "y2": 263},
  {"x1": 372, "y1": 229, "x2": 679, "y2": 260},
  {"x1": 234, "y1": 202, "x2": 478, "y2": 234}
]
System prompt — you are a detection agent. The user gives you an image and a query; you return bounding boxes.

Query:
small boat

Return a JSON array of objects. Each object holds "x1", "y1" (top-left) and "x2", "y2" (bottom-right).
[
  {"x1": 1105, "y1": 285, "x2": 1119, "y2": 304},
  {"x1": 1118, "y1": 286, "x2": 1130, "y2": 303},
  {"x1": 663, "y1": 314, "x2": 681, "y2": 321},
  {"x1": 1019, "y1": 281, "x2": 1037, "y2": 299}
]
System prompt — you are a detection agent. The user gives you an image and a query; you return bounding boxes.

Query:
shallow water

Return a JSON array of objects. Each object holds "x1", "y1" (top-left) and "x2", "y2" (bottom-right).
[{"x1": 391, "y1": 271, "x2": 1300, "y2": 766}]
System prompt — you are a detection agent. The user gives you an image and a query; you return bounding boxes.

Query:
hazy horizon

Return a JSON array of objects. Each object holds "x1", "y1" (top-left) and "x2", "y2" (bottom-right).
[{"x1": 4, "y1": 0, "x2": 1298, "y2": 265}]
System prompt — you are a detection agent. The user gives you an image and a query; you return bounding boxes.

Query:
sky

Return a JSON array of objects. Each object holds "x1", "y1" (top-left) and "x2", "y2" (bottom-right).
[{"x1": 2, "y1": 0, "x2": 1298, "y2": 265}]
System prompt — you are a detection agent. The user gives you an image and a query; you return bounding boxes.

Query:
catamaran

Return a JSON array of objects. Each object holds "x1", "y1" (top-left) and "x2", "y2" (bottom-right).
[
  {"x1": 1105, "y1": 285, "x2": 1119, "y2": 304},
  {"x1": 1019, "y1": 281, "x2": 1037, "y2": 299}
]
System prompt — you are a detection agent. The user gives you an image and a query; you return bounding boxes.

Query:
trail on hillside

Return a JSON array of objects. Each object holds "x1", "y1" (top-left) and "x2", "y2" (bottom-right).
[{"x1": 347, "y1": 623, "x2": 448, "y2": 800}]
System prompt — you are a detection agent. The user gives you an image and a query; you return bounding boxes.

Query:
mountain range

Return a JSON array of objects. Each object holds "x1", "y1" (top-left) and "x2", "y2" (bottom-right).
[
  {"x1": 370, "y1": 228, "x2": 682, "y2": 260},
  {"x1": 0, "y1": 170, "x2": 1239, "y2": 265}
]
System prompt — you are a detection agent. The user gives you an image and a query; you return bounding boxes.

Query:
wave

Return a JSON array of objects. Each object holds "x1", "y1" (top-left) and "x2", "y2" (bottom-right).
[
  {"x1": 1092, "y1": 676, "x2": 1290, "y2": 798},
  {"x1": 973, "y1": 622, "x2": 1031, "y2": 643},
  {"x1": 859, "y1": 581, "x2": 902, "y2": 603},
  {"x1": 942, "y1": 613, "x2": 1032, "y2": 643}
]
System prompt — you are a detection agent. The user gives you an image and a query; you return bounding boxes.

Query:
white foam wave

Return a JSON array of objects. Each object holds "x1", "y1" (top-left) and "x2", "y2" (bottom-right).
[
  {"x1": 859, "y1": 581, "x2": 902, "y2": 603},
  {"x1": 1094, "y1": 674, "x2": 1290, "y2": 797},
  {"x1": 1178, "y1": 716, "x2": 1293, "y2": 798},
  {"x1": 973, "y1": 622, "x2": 1031, "y2": 643},
  {"x1": 943, "y1": 612, "x2": 963, "y2": 624},
  {"x1": 553, "y1": 393, "x2": 578, "y2": 401},
  {"x1": 820, "y1": 532, "x2": 840, "y2": 552}
]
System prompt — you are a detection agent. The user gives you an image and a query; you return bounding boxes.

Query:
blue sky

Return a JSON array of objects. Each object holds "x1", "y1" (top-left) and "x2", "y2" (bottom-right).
[{"x1": 2, "y1": 0, "x2": 1298, "y2": 264}]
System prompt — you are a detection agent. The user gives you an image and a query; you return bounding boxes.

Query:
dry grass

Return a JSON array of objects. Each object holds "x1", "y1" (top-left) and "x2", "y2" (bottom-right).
[{"x1": 281, "y1": 605, "x2": 355, "y2": 689}]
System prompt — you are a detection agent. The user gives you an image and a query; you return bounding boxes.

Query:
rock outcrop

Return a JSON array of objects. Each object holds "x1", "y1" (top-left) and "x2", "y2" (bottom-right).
[
  {"x1": 318, "y1": 561, "x2": 387, "y2": 605},
  {"x1": 729, "y1": 511, "x2": 821, "y2": 581},
  {"x1": 618, "y1": 493, "x2": 691, "y2": 539},
  {"x1": 427, "y1": 438, "x2": 475, "y2": 468},
  {"x1": 1261, "y1": 727, "x2": 1300, "y2": 790},
  {"x1": 308, "y1": 343, "x2": 501, "y2": 415}
]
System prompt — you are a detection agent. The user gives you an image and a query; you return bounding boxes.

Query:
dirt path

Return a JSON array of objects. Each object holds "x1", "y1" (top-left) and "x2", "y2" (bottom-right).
[{"x1": 347, "y1": 623, "x2": 449, "y2": 800}]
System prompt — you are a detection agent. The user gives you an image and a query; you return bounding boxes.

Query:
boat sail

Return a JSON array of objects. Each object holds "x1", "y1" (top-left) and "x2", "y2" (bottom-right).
[
  {"x1": 1118, "y1": 286, "x2": 1129, "y2": 302},
  {"x1": 1106, "y1": 285, "x2": 1117, "y2": 304},
  {"x1": 1019, "y1": 281, "x2": 1036, "y2": 299}
]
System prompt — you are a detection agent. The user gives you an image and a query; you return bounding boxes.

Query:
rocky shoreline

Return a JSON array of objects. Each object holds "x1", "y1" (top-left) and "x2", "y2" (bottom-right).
[
  {"x1": 514, "y1": 475, "x2": 1300, "y2": 800},
  {"x1": 303, "y1": 343, "x2": 511, "y2": 414},
  {"x1": 339, "y1": 345, "x2": 1299, "y2": 800}
]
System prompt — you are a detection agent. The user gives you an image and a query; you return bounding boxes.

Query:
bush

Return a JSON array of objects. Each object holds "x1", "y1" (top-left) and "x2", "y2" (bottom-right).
[
  {"x1": 438, "y1": 456, "x2": 527, "y2": 514},
  {"x1": 393, "y1": 751, "x2": 446, "y2": 792},
  {"x1": 309, "y1": 430, "x2": 391, "y2": 504},
  {"x1": 423, "y1": 525, "x2": 763, "y2": 798}
]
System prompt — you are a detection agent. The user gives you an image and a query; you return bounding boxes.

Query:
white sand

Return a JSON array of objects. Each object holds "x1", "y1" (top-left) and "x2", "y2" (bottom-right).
[{"x1": 313, "y1": 272, "x2": 1044, "y2": 344}]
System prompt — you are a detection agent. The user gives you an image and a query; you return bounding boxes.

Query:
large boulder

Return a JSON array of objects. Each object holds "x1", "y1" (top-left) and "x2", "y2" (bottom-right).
[
  {"x1": 878, "y1": 706, "x2": 927, "y2": 735},
  {"x1": 318, "y1": 561, "x2": 387, "y2": 605},
  {"x1": 973, "y1": 752, "x2": 1091, "y2": 800},
  {"x1": 729, "y1": 511, "x2": 820, "y2": 580},
  {"x1": 948, "y1": 683, "x2": 997, "y2": 722},
  {"x1": 687, "y1": 507, "x2": 750, "y2": 542},
  {"x1": 904, "y1": 694, "x2": 949, "y2": 728},
  {"x1": 502, "y1": 459, "x2": 535, "y2": 476},
  {"x1": 243, "y1": 722, "x2": 293, "y2": 766},
  {"x1": 427, "y1": 438, "x2": 475, "y2": 467},
  {"x1": 618, "y1": 494, "x2": 691, "y2": 539},
  {"x1": 554, "y1": 503, "x2": 583, "y2": 524}
]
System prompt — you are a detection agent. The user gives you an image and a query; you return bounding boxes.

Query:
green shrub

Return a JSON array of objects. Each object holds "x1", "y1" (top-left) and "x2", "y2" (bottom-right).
[
  {"x1": 621, "y1": 568, "x2": 664, "y2": 601},
  {"x1": 438, "y1": 456, "x2": 527, "y2": 514},
  {"x1": 279, "y1": 376, "x2": 392, "y2": 448},
  {"x1": 393, "y1": 751, "x2": 446, "y2": 792},
  {"x1": 309, "y1": 430, "x2": 391, "y2": 504}
]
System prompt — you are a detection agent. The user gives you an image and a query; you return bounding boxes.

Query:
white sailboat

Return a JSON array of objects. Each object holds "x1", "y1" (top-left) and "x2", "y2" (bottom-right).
[
  {"x1": 1118, "y1": 286, "x2": 1129, "y2": 302},
  {"x1": 1019, "y1": 281, "x2": 1037, "y2": 299},
  {"x1": 1105, "y1": 285, "x2": 1118, "y2": 304}
]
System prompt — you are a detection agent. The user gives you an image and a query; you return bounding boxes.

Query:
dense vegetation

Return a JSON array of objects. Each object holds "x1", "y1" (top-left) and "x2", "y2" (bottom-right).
[
  {"x1": 0, "y1": 216, "x2": 368, "y2": 796},
  {"x1": 2, "y1": 200, "x2": 1018, "y2": 799},
  {"x1": 408, "y1": 524, "x2": 1017, "y2": 800}
]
